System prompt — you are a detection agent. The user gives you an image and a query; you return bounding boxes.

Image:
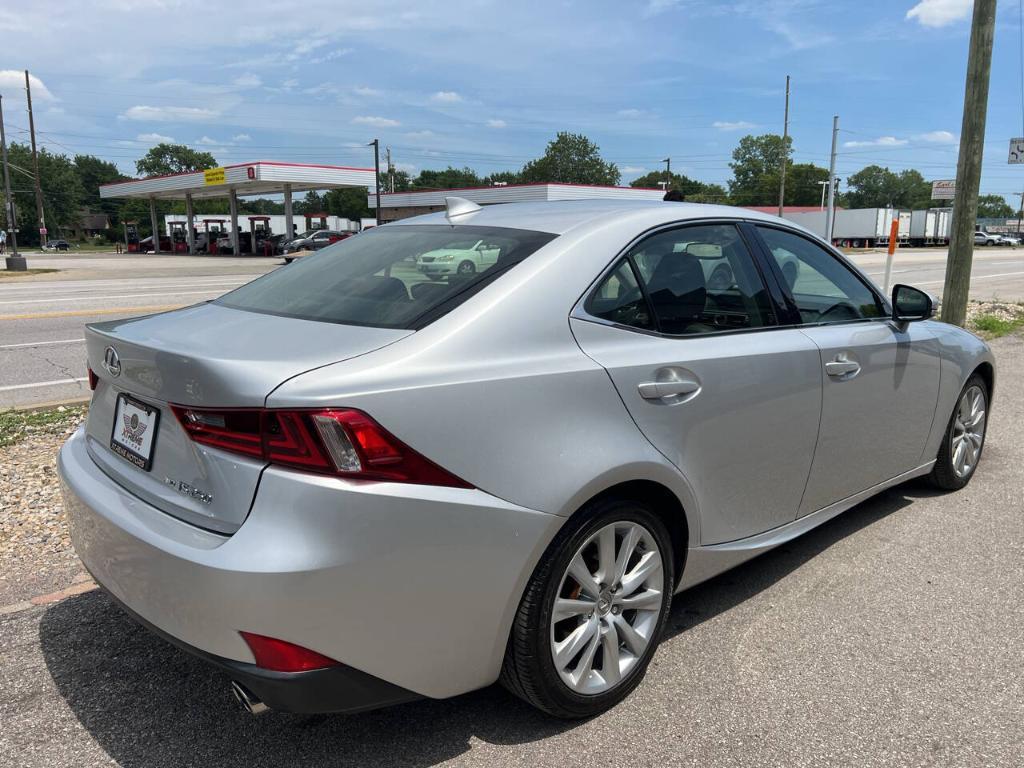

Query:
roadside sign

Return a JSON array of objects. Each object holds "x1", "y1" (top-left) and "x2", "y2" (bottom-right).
[
  {"x1": 39, "y1": 227, "x2": 47, "y2": 235},
  {"x1": 204, "y1": 167, "x2": 226, "y2": 186},
  {"x1": 932, "y1": 179, "x2": 956, "y2": 200},
  {"x1": 1009, "y1": 138, "x2": 1024, "y2": 164}
]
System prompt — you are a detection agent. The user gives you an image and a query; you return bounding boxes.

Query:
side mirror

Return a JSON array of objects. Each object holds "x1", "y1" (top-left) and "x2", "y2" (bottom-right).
[{"x1": 891, "y1": 284, "x2": 934, "y2": 322}]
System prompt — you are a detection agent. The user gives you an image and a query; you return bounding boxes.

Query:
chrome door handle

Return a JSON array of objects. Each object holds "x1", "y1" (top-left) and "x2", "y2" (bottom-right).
[
  {"x1": 825, "y1": 359, "x2": 860, "y2": 377},
  {"x1": 638, "y1": 380, "x2": 700, "y2": 399}
]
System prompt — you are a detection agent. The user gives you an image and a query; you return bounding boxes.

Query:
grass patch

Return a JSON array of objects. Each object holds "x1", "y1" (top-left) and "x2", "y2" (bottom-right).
[
  {"x1": 0, "y1": 268, "x2": 59, "y2": 278},
  {"x1": 0, "y1": 405, "x2": 87, "y2": 448},
  {"x1": 970, "y1": 313, "x2": 1024, "y2": 339}
]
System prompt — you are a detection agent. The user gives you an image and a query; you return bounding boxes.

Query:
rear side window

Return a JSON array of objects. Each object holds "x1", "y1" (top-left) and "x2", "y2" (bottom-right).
[
  {"x1": 217, "y1": 225, "x2": 556, "y2": 329},
  {"x1": 588, "y1": 223, "x2": 772, "y2": 335}
]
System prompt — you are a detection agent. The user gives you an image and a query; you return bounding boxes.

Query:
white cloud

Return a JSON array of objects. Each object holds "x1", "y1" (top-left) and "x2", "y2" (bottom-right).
[
  {"x1": 906, "y1": 0, "x2": 972, "y2": 28},
  {"x1": 486, "y1": 119, "x2": 507, "y2": 128},
  {"x1": 0, "y1": 70, "x2": 54, "y2": 100},
  {"x1": 431, "y1": 90, "x2": 462, "y2": 103},
  {"x1": 121, "y1": 105, "x2": 218, "y2": 122},
  {"x1": 622, "y1": 165, "x2": 647, "y2": 174},
  {"x1": 843, "y1": 136, "x2": 909, "y2": 148},
  {"x1": 232, "y1": 73, "x2": 262, "y2": 88},
  {"x1": 353, "y1": 86, "x2": 383, "y2": 97},
  {"x1": 713, "y1": 120, "x2": 756, "y2": 131},
  {"x1": 405, "y1": 130, "x2": 436, "y2": 139},
  {"x1": 643, "y1": 0, "x2": 682, "y2": 18},
  {"x1": 196, "y1": 136, "x2": 219, "y2": 145},
  {"x1": 351, "y1": 115, "x2": 400, "y2": 128},
  {"x1": 311, "y1": 48, "x2": 352, "y2": 64},
  {"x1": 914, "y1": 130, "x2": 956, "y2": 144},
  {"x1": 281, "y1": 78, "x2": 299, "y2": 90},
  {"x1": 231, "y1": 133, "x2": 251, "y2": 142},
  {"x1": 136, "y1": 132, "x2": 175, "y2": 144}
]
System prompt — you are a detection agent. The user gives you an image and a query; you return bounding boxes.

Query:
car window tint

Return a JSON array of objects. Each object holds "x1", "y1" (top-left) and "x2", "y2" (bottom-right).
[
  {"x1": 586, "y1": 259, "x2": 653, "y2": 330},
  {"x1": 218, "y1": 224, "x2": 556, "y2": 330},
  {"x1": 627, "y1": 224, "x2": 770, "y2": 335},
  {"x1": 756, "y1": 226, "x2": 883, "y2": 324}
]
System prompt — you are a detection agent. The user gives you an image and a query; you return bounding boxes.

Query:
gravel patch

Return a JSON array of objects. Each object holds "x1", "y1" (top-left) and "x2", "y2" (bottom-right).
[
  {"x1": 966, "y1": 300, "x2": 1024, "y2": 324},
  {"x1": 0, "y1": 406, "x2": 87, "y2": 604}
]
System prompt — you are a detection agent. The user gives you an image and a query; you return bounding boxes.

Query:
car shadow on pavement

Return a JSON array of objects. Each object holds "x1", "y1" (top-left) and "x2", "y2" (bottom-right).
[{"x1": 39, "y1": 483, "x2": 921, "y2": 768}]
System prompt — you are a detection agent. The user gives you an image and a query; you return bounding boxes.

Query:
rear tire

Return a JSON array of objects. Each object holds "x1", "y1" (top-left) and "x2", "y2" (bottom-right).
[
  {"x1": 928, "y1": 374, "x2": 988, "y2": 490},
  {"x1": 457, "y1": 260, "x2": 476, "y2": 275},
  {"x1": 500, "y1": 498, "x2": 674, "y2": 718}
]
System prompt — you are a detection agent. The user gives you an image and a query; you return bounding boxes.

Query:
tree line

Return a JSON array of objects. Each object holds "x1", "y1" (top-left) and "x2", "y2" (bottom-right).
[{"x1": 1, "y1": 131, "x2": 1016, "y2": 245}]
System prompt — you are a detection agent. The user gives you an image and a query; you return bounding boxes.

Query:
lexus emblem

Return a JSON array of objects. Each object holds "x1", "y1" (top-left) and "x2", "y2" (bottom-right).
[{"x1": 102, "y1": 346, "x2": 121, "y2": 377}]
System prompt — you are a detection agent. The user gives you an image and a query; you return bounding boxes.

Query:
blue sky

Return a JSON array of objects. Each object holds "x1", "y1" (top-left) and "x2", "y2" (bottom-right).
[{"x1": 1, "y1": 0, "x2": 1023, "y2": 205}]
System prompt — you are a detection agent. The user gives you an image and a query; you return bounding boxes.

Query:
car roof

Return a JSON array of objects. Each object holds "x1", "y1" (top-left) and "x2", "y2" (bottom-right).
[{"x1": 388, "y1": 199, "x2": 793, "y2": 235}]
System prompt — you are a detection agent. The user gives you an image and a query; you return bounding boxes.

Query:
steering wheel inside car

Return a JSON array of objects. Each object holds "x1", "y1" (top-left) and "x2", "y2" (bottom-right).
[{"x1": 817, "y1": 302, "x2": 860, "y2": 322}]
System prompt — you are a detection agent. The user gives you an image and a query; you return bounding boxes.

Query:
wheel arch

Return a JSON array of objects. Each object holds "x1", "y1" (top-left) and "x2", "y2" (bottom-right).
[{"x1": 973, "y1": 361, "x2": 995, "y2": 405}]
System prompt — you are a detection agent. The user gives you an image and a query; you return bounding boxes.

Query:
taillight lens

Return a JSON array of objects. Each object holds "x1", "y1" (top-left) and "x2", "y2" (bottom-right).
[
  {"x1": 87, "y1": 366, "x2": 98, "y2": 391},
  {"x1": 239, "y1": 631, "x2": 340, "y2": 672},
  {"x1": 171, "y1": 405, "x2": 471, "y2": 488}
]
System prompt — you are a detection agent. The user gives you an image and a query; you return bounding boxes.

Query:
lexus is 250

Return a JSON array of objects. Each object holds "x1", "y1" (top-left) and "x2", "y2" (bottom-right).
[{"x1": 60, "y1": 198, "x2": 994, "y2": 718}]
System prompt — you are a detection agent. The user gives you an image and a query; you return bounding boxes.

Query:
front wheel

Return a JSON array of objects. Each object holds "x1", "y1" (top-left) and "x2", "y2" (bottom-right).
[
  {"x1": 456, "y1": 260, "x2": 476, "y2": 276},
  {"x1": 501, "y1": 498, "x2": 674, "y2": 718},
  {"x1": 928, "y1": 374, "x2": 988, "y2": 490}
]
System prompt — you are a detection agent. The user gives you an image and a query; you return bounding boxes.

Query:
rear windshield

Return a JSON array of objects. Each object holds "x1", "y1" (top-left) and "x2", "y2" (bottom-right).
[{"x1": 217, "y1": 224, "x2": 557, "y2": 329}]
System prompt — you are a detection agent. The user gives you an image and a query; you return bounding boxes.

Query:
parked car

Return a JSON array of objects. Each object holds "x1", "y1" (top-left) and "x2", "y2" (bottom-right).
[
  {"x1": 974, "y1": 230, "x2": 1003, "y2": 246},
  {"x1": 61, "y1": 200, "x2": 994, "y2": 719},
  {"x1": 43, "y1": 239, "x2": 70, "y2": 251},
  {"x1": 282, "y1": 230, "x2": 352, "y2": 262},
  {"x1": 415, "y1": 237, "x2": 501, "y2": 278},
  {"x1": 996, "y1": 231, "x2": 1021, "y2": 247},
  {"x1": 216, "y1": 232, "x2": 254, "y2": 254}
]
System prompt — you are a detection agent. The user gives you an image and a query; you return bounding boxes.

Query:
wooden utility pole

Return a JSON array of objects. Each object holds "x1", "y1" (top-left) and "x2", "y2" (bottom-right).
[
  {"x1": 825, "y1": 115, "x2": 839, "y2": 243},
  {"x1": 369, "y1": 139, "x2": 381, "y2": 225},
  {"x1": 942, "y1": 0, "x2": 997, "y2": 327},
  {"x1": 24, "y1": 70, "x2": 46, "y2": 245},
  {"x1": 777, "y1": 75, "x2": 790, "y2": 217},
  {"x1": 1, "y1": 93, "x2": 25, "y2": 270}
]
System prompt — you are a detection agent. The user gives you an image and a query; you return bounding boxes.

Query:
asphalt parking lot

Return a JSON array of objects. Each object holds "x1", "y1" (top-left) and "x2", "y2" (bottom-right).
[{"x1": 0, "y1": 335, "x2": 1021, "y2": 766}]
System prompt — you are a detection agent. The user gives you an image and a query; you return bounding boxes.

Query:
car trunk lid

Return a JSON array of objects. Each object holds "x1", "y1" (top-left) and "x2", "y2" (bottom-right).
[{"x1": 83, "y1": 302, "x2": 410, "y2": 533}]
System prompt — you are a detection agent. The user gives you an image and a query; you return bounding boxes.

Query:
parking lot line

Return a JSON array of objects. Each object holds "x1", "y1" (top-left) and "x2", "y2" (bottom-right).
[
  {"x1": 0, "y1": 339, "x2": 84, "y2": 351},
  {"x1": 0, "y1": 377, "x2": 89, "y2": 393}
]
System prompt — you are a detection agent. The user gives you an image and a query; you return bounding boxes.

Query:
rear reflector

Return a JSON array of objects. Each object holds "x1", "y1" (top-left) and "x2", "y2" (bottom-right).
[
  {"x1": 239, "y1": 631, "x2": 341, "y2": 673},
  {"x1": 171, "y1": 405, "x2": 472, "y2": 488}
]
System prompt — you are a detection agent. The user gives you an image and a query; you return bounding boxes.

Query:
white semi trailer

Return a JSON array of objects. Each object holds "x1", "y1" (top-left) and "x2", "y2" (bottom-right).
[{"x1": 783, "y1": 207, "x2": 897, "y2": 247}]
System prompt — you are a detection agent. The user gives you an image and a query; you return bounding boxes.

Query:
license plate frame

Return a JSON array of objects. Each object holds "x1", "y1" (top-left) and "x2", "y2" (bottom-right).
[{"x1": 110, "y1": 393, "x2": 160, "y2": 471}]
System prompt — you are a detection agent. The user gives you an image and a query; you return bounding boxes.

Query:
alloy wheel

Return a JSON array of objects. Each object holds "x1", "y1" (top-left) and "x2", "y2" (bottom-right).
[
  {"x1": 951, "y1": 384, "x2": 986, "y2": 478},
  {"x1": 549, "y1": 521, "x2": 664, "y2": 695}
]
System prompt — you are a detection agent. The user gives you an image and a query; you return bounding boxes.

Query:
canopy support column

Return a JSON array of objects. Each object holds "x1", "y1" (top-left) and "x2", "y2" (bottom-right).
[
  {"x1": 148, "y1": 196, "x2": 160, "y2": 254},
  {"x1": 184, "y1": 193, "x2": 195, "y2": 255},
  {"x1": 228, "y1": 189, "x2": 240, "y2": 257},
  {"x1": 283, "y1": 183, "x2": 294, "y2": 241}
]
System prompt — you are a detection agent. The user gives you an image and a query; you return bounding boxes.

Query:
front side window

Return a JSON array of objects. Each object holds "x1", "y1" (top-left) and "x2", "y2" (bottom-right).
[
  {"x1": 588, "y1": 223, "x2": 770, "y2": 335},
  {"x1": 218, "y1": 224, "x2": 556, "y2": 329},
  {"x1": 756, "y1": 226, "x2": 883, "y2": 324}
]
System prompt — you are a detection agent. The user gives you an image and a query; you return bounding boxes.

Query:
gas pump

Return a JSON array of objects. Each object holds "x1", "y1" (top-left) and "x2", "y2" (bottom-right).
[
  {"x1": 124, "y1": 221, "x2": 140, "y2": 252},
  {"x1": 305, "y1": 212, "x2": 328, "y2": 231},
  {"x1": 203, "y1": 219, "x2": 227, "y2": 255},
  {"x1": 169, "y1": 221, "x2": 189, "y2": 252},
  {"x1": 248, "y1": 216, "x2": 271, "y2": 256}
]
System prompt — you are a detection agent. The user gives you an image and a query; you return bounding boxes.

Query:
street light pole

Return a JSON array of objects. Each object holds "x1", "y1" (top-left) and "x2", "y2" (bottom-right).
[
  {"x1": 825, "y1": 115, "x2": 839, "y2": 244},
  {"x1": 368, "y1": 139, "x2": 381, "y2": 225},
  {"x1": 0, "y1": 93, "x2": 25, "y2": 271},
  {"x1": 24, "y1": 70, "x2": 46, "y2": 246},
  {"x1": 777, "y1": 74, "x2": 790, "y2": 217}
]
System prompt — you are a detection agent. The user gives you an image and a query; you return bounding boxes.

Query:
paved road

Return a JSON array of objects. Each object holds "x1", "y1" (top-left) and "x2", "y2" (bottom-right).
[
  {"x1": 0, "y1": 335, "x2": 1020, "y2": 767},
  {"x1": 2, "y1": 247, "x2": 1023, "y2": 409}
]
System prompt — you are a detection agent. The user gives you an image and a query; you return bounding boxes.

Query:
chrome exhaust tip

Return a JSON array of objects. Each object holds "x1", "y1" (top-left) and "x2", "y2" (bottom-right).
[{"x1": 231, "y1": 681, "x2": 268, "y2": 716}]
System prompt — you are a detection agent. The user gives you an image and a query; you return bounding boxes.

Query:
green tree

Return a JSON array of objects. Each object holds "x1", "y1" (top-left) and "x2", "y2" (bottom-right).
[
  {"x1": 630, "y1": 171, "x2": 706, "y2": 196},
  {"x1": 845, "y1": 165, "x2": 934, "y2": 209},
  {"x1": 520, "y1": 132, "x2": 620, "y2": 185},
  {"x1": 412, "y1": 166, "x2": 481, "y2": 190},
  {"x1": 686, "y1": 183, "x2": 729, "y2": 204},
  {"x1": 977, "y1": 194, "x2": 1014, "y2": 219},
  {"x1": 135, "y1": 143, "x2": 217, "y2": 177},
  {"x1": 785, "y1": 163, "x2": 831, "y2": 206},
  {"x1": 482, "y1": 170, "x2": 522, "y2": 186},
  {"x1": 4, "y1": 143, "x2": 84, "y2": 245},
  {"x1": 324, "y1": 187, "x2": 372, "y2": 220},
  {"x1": 727, "y1": 134, "x2": 791, "y2": 206}
]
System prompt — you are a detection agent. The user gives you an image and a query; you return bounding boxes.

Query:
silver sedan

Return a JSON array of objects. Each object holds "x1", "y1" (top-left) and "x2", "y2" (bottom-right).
[{"x1": 59, "y1": 198, "x2": 994, "y2": 719}]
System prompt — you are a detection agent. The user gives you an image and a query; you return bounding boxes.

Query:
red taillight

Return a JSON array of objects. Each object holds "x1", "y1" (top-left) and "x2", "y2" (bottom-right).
[
  {"x1": 239, "y1": 631, "x2": 340, "y2": 672},
  {"x1": 171, "y1": 405, "x2": 471, "y2": 488},
  {"x1": 87, "y1": 366, "x2": 98, "y2": 391}
]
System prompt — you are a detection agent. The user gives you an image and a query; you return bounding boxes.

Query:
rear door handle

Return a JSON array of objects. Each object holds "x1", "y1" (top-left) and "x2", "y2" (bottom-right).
[
  {"x1": 825, "y1": 357, "x2": 860, "y2": 377},
  {"x1": 638, "y1": 380, "x2": 700, "y2": 399}
]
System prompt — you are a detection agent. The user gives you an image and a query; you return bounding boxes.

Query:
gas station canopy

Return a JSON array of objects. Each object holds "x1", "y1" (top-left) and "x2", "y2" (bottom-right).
[{"x1": 99, "y1": 161, "x2": 377, "y2": 255}]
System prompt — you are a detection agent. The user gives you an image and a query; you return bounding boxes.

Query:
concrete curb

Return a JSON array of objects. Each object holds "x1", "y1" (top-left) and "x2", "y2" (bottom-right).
[{"x1": 0, "y1": 575, "x2": 98, "y2": 616}]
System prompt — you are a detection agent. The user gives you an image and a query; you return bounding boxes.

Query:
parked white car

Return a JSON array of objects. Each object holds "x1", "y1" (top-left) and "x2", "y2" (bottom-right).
[{"x1": 416, "y1": 238, "x2": 502, "y2": 278}]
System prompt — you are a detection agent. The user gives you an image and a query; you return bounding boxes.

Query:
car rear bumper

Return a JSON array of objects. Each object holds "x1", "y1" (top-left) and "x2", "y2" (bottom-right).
[{"x1": 59, "y1": 426, "x2": 562, "y2": 708}]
